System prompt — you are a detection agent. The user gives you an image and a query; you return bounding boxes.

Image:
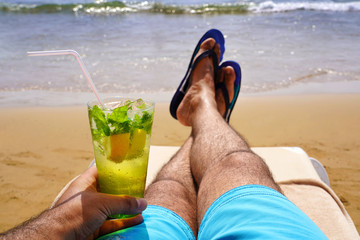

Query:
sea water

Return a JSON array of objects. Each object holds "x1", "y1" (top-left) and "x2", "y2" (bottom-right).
[{"x1": 0, "y1": 0, "x2": 360, "y2": 106}]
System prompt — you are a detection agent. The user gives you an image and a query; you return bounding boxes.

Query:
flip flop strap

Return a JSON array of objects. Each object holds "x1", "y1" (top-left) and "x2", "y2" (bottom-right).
[
  {"x1": 191, "y1": 49, "x2": 218, "y2": 71},
  {"x1": 183, "y1": 49, "x2": 218, "y2": 93},
  {"x1": 215, "y1": 82, "x2": 230, "y2": 112}
]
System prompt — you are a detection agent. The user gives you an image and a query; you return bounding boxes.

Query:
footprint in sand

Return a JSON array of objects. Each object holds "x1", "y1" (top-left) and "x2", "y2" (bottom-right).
[
  {"x1": 13, "y1": 151, "x2": 42, "y2": 159},
  {"x1": 339, "y1": 195, "x2": 350, "y2": 206},
  {"x1": 52, "y1": 148, "x2": 93, "y2": 161}
]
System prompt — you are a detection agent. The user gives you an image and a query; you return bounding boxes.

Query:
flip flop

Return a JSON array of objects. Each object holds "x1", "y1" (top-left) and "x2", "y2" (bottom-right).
[
  {"x1": 216, "y1": 61, "x2": 242, "y2": 122},
  {"x1": 170, "y1": 29, "x2": 225, "y2": 120}
]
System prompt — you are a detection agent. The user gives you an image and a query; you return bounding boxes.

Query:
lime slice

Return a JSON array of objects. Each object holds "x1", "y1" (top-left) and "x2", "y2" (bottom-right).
[
  {"x1": 109, "y1": 133, "x2": 130, "y2": 163},
  {"x1": 128, "y1": 129, "x2": 147, "y2": 158}
]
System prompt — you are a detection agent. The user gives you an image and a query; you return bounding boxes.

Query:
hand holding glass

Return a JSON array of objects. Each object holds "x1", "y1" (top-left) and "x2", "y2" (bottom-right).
[{"x1": 88, "y1": 97, "x2": 154, "y2": 219}]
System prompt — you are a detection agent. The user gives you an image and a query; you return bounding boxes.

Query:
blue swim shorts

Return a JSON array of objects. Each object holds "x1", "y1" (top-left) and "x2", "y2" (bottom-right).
[{"x1": 98, "y1": 185, "x2": 328, "y2": 239}]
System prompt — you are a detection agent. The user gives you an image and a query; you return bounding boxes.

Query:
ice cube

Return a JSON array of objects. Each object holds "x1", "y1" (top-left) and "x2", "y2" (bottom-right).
[{"x1": 132, "y1": 99, "x2": 147, "y2": 110}]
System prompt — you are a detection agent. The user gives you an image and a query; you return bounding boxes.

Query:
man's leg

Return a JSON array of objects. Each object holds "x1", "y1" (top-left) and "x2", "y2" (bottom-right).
[
  {"x1": 143, "y1": 36, "x2": 223, "y2": 235},
  {"x1": 144, "y1": 137, "x2": 197, "y2": 234},
  {"x1": 176, "y1": 47, "x2": 281, "y2": 224},
  {"x1": 176, "y1": 59, "x2": 328, "y2": 239}
]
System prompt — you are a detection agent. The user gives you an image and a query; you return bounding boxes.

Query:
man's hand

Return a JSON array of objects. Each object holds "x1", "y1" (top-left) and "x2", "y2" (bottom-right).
[{"x1": 0, "y1": 165, "x2": 147, "y2": 240}]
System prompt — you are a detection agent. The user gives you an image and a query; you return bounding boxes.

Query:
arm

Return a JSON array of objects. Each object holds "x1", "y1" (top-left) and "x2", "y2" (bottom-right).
[{"x1": 0, "y1": 166, "x2": 147, "y2": 240}]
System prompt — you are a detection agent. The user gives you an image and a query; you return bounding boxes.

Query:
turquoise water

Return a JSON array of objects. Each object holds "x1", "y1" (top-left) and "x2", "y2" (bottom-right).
[{"x1": 1, "y1": 0, "x2": 360, "y2": 106}]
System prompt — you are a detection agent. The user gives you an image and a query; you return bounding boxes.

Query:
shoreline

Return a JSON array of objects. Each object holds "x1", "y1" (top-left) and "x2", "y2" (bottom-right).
[
  {"x1": 1, "y1": 80, "x2": 360, "y2": 108},
  {"x1": 0, "y1": 93, "x2": 359, "y2": 233}
]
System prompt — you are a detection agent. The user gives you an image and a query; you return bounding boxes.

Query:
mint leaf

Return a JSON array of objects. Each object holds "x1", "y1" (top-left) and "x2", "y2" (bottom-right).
[
  {"x1": 141, "y1": 111, "x2": 154, "y2": 133},
  {"x1": 89, "y1": 100, "x2": 153, "y2": 138},
  {"x1": 112, "y1": 120, "x2": 131, "y2": 135},
  {"x1": 108, "y1": 105, "x2": 128, "y2": 123},
  {"x1": 132, "y1": 114, "x2": 142, "y2": 130},
  {"x1": 131, "y1": 111, "x2": 152, "y2": 132},
  {"x1": 89, "y1": 105, "x2": 110, "y2": 136},
  {"x1": 108, "y1": 105, "x2": 131, "y2": 134}
]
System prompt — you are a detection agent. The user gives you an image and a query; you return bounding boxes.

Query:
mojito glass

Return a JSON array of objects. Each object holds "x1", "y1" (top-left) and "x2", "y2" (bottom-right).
[{"x1": 87, "y1": 97, "x2": 154, "y2": 219}]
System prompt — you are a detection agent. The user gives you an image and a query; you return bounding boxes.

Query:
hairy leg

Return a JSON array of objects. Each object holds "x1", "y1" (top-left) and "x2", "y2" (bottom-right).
[
  {"x1": 177, "y1": 58, "x2": 281, "y2": 225},
  {"x1": 144, "y1": 37, "x2": 220, "y2": 235},
  {"x1": 145, "y1": 137, "x2": 197, "y2": 234}
]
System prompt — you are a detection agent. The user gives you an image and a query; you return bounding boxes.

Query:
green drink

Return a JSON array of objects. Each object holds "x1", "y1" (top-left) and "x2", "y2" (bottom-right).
[{"x1": 87, "y1": 97, "x2": 154, "y2": 219}]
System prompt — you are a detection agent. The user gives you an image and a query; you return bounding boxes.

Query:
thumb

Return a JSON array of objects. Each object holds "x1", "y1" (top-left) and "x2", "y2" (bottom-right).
[
  {"x1": 96, "y1": 214, "x2": 144, "y2": 237},
  {"x1": 99, "y1": 194, "x2": 147, "y2": 216}
]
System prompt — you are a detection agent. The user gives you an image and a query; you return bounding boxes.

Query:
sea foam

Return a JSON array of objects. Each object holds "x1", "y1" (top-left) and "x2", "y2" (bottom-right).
[{"x1": 250, "y1": 1, "x2": 360, "y2": 13}]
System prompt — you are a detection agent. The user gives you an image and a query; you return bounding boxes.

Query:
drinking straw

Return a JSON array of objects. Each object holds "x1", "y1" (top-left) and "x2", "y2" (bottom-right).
[{"x1": 27, "y1": 49, "x2": 104, "y2": 106}]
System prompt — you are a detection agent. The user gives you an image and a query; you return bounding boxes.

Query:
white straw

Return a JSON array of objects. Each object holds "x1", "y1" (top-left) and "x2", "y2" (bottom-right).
[{"x1": 27, "y1": 49, "x2": 104, "y2": 106}]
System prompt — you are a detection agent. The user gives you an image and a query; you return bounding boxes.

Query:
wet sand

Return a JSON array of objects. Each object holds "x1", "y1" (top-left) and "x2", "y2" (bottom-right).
[{"x1": 0, "y1": 94, "x2": 359, "y2": 233}]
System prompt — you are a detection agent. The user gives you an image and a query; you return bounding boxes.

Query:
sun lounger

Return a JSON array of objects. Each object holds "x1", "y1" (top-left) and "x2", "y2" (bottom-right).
[
  {"x1": 147, "y1": 146, "x2": 359, "y2": 240},
  {"x1": 54, "y1": 146, "x2": 358, "y2": 239},
  {"x1": 146, "y1": 146, "x2": 325, "y2": 185}
]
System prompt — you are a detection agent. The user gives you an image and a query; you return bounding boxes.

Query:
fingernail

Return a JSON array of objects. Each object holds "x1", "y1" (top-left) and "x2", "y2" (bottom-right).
[{"x1": 136, "y1": 198, "x2": 147, "y2": 210}]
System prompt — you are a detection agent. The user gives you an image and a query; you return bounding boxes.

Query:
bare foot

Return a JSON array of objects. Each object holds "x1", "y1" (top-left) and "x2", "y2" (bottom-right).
[
  {"x1": 176, "y1": 38, "x2": 221, "y2": 126},
  {"x1": 215, "y1": 66, "x2": 236, "y2": 117}
]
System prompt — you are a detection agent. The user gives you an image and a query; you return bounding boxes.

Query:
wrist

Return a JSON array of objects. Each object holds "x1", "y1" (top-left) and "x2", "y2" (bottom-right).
[
  {"x1": 49, "y1": 200, "x2": 84, "y2": 239},
  {"x1": 0, "y1": 207, "x2": 78, "y2": 240}
]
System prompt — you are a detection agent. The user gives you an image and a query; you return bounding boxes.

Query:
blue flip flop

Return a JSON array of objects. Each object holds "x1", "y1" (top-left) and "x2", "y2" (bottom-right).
[
  {"x1": 216, "y1": 61, "x2": 242, "y2": 122},
  {"x1": 170, "y1": 29, "x2": 225, "y2": 120}
]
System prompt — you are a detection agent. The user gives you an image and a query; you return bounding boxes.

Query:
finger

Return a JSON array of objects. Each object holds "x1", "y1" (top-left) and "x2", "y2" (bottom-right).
[
  {"x1": 53, "y1": 166, "x2": 99, "y2": 207},
  {"x1": 78, "y1": 165, "x2": 98, "y2": 185},
  {"x1": 67, "y1": 165, "x2": 98, "y2": 192},
  {"x1": 99, "y1": 195, "x2": 147, "y2": 216},
  {"x1": 97, "y1": 214, "x2": 144, "y2": 237},
  {"x1": 83, "y1": 165, "x2": 98, "y2": 179}
]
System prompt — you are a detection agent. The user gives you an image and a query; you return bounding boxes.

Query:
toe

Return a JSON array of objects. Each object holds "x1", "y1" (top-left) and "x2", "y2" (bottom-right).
[
  {"x1": 197, "y1": 38, "x2": 221, "y2": 66},
  {"x1": 224, "y1": 66, "x2": 235, "y2": 104},
  {"x1": 215, "y1": 66, "x2": 235, "y2": 117},
  {"x1": 200, "y1": 38, "x2": 216, "y2": 53},
  {"x1": 215, "y1": 68, "x2": 226, "y2": 115},
  {"x1": 213, "y1": 42, "x2": 221, "y2": 64}
]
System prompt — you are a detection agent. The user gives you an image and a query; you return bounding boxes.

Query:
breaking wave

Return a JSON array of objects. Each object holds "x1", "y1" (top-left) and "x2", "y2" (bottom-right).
[{"x1": 1, "y1": 1, "x2": 359, "y2": 15}]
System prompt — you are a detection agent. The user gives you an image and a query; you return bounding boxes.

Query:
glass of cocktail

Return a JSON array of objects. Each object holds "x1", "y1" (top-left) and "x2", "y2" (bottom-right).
[
  {"x1": 87, "y1": 97, "x2": 154, "y2": 219},
  {"x1": 27, "y1": 50, "x2": 153, "y2": 219}
]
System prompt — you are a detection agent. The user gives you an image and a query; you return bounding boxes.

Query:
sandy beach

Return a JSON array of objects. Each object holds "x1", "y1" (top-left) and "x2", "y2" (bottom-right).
[{"x1": 0, "y1": 93, "x2": 359, "y2": 233}]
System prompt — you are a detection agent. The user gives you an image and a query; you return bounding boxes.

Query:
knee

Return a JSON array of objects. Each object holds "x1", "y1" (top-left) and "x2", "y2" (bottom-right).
[
  {"x1": 218, "y1": 151, "x2": 270, "y2": 174},
  {"x1": 200, "y1": 151, "x2": 281, "y2": 194},
  {"x1": 144, "y1": 180, "x2": 198, "y2": 234},
  {"x1": 221, "y1": 151, "x2": 282, "y2": 192},
  {"x1": 145, "y1": 179, "x2": 196, "y2": 205}
]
